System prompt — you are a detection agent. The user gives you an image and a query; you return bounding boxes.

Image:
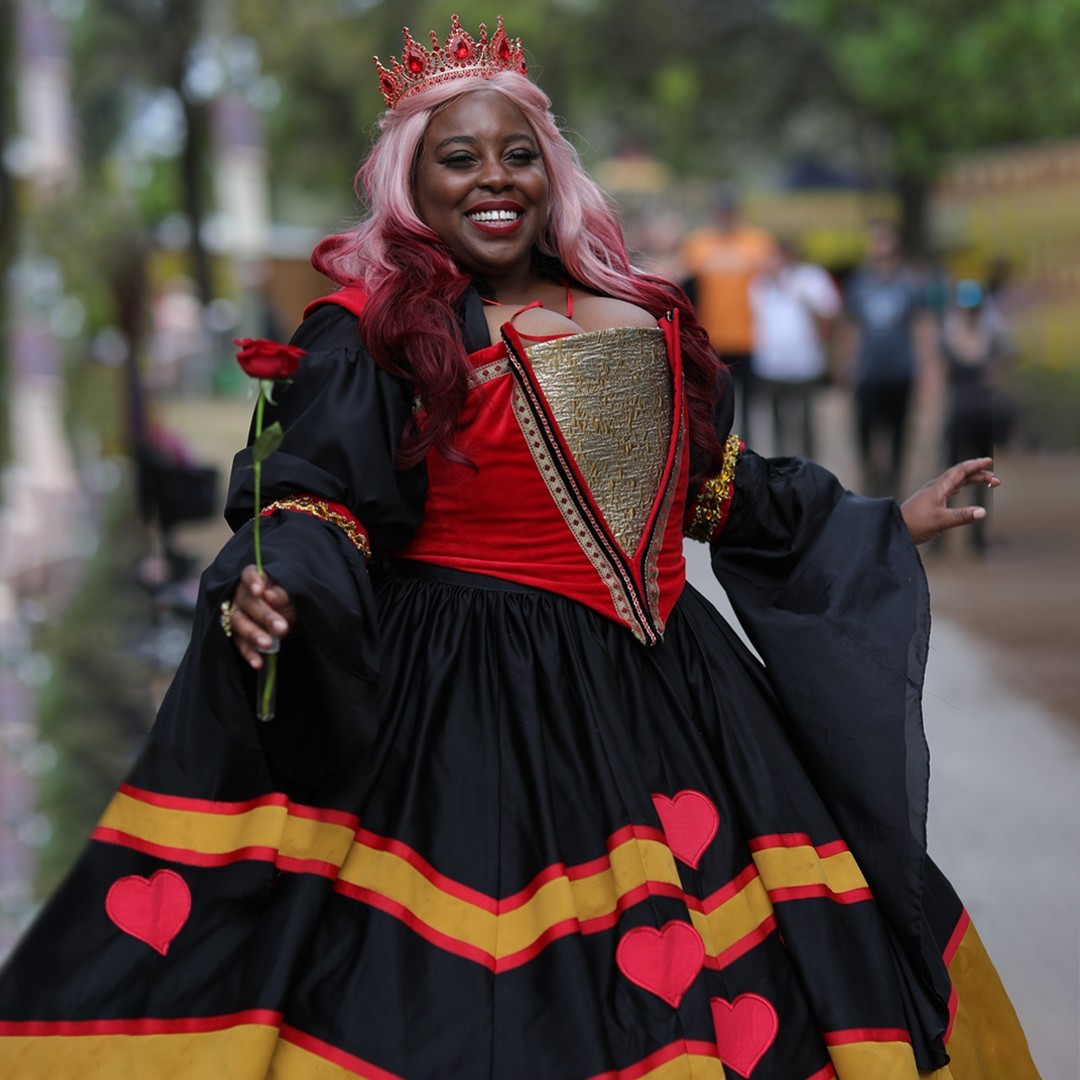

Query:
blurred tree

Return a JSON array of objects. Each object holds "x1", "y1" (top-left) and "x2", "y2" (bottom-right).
[
  {"x1": 70, "y1": 0, "x2": 213, "y2": 305},
  {"x1": 54, "y1": 0, "x2": 1080, "y2": 268},
  {"x1": 228, "y1": 0, "x2": 814, "y2": 216},
  {"x1": 0, "y1": 0, "x2": 15, "y2": 463},
  {"x1": 227, "y1": 0, "x2": 607, "y2": 219},
  {"x1": 571, "y1": 0, "x2": 803, "y2": 171},
  {"x1": 230, "y1": 0, "x2": 392, "y2": 224},
  {"x1": 787, "y1": 0, "x2": 1080, "y2": 251}
]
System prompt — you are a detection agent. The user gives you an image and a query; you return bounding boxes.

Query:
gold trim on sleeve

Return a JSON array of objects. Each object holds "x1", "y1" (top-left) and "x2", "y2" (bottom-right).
[
  {"x1": 261, "y1": 496, "x2": 372, "y2": 559},
  {"x1": 686, "y1": 433, "x2": 741, "y2": 543}
]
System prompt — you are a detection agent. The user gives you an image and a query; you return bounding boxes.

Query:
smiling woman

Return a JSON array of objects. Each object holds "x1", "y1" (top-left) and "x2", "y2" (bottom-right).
[
  {"x1": 413, "y1": 90, "x2": 550, "y2": 291},
  {"x1": 0, "y1": 13, "x2": 1038, "y2": 1080}
]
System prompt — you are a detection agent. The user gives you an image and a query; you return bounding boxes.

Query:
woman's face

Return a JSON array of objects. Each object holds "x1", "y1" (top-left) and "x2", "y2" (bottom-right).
[{"x1": 414, "y1": 89, "x2": 550, "y2": 289}]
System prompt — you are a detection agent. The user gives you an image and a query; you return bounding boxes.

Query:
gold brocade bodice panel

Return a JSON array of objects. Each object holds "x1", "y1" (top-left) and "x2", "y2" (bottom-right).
[{"x1": 518, "y1": 326, "x2": 674, "y2": 559}]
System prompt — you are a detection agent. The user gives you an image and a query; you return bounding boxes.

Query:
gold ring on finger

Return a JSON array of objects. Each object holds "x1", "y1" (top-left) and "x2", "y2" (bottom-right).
[{"x1": 219, "y1": 600, "x2": 237, "y2": 638}]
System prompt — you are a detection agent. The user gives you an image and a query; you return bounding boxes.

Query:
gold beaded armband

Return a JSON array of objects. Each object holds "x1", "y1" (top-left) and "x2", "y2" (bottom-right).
[
  {"x1": 685, "y1": 434, "x2": 742, "y2": 543},
  {"x1": 260, "y1": 496, "x2": 372, "y2": 559}
]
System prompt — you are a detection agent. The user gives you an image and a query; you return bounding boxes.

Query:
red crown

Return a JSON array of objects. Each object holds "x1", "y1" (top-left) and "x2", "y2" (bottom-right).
[{"x1": 374, "y1": 14, "x2": 527, "y2": 110}]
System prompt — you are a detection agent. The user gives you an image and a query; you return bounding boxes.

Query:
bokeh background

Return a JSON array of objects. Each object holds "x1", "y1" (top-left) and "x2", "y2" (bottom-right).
[{"x1": 1, "y1": 1, "x2": 1078, "y2": 1075}]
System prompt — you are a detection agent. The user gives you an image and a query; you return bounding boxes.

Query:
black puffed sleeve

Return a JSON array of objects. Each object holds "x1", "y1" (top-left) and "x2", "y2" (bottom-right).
[
  {"x1": 132, "y1": 306, "x2": 425, "y2": 806},
  {"x1": 224, "y1": 303, "x2": 425, "y2": 551},
  {"x1": 707, "y1": 450, "x2": 951, "y2": 1058}
]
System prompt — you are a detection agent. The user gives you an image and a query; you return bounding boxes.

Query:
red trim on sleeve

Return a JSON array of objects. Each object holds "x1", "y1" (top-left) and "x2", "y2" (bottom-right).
[
  {"x1": 259, "y1": 497, "x2": 371, "y2": 557},
  {"x1": 259, "y1": 497, "x2": 359, "y2": 527}
]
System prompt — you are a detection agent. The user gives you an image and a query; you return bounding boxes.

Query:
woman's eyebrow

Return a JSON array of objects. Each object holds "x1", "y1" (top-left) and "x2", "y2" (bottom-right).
[
  {"x1": 433, "y1": 135, "x2": 479, "y2": 150},
  {"x1": 433, "y1": 133, "x2": 537, "y2": 150}
]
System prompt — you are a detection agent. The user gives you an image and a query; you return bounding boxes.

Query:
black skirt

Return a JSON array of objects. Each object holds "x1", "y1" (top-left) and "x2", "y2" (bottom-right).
[{"x1": 0, "y1": 554, "x2": 1037, "y2": 1078}]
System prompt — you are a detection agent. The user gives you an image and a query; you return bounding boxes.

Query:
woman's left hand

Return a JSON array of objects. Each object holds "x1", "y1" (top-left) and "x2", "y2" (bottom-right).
[{"x1": 900, "y1": 457, "x2": 1000, "y2": 544}]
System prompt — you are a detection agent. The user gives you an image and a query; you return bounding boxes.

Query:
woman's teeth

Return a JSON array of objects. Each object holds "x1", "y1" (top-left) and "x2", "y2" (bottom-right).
[{"x1": 468, "y1": 210, "x2": 521, "y2": 223}]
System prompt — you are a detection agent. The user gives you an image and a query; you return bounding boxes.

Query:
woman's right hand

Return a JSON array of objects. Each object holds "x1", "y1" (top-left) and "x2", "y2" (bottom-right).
[{"x1": 225, "y1": 564, "x2": 297, "y2": 669}]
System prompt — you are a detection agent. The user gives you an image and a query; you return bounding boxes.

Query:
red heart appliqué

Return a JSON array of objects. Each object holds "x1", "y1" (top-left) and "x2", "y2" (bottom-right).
[
  {"x1": 711, "y1": 994, "x2": 779, "y2": 1077},
  {"x1": 651, "y1": 790, "x2": 720, "y2": 869},
  {"x1": 616, "y1": 921, "x2": 705, "y2": 1008},
  {"x1": 105, "y1": 869, "x2": 191, "y2": 956}
]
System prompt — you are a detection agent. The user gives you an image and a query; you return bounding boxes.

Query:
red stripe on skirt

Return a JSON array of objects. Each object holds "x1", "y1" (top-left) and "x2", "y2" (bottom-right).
[
  {"x1": 587, "y1": 1038, "x2": 721, "y2": 1079},
  {"x1": 117, "y1": 783, "x2": 360, "y2": 828},
  {"x1": 91, "y1": 827, "x2": 341, "y2": 879},
  {"x1": 281, "y1": 1024, "x2": 404, "y2": 1080},
  {"x1": 823, "y1": 1027, "x2": 913, "y2": 1046},
  {"x1": 0, "y1": 1010, "x2": 283, "y2": 1037},
  {"x1": 703, "y1": 916, "x2": 779, "y2": 970}
]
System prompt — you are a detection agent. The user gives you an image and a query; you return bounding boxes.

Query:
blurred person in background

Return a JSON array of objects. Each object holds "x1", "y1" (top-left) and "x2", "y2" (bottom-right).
[
  {"x1": 0, "y1": 15, "x2": 1035, "y2": 1079},
  {"x1": 984, "y1": 254, "x2": 1014, "y2": 317},
  {"x1": 842, "y1": 219, "x2": 935, "y2": 498},
  {"x1": 939, "y1": 279, "x2": 1009, "y2": 551},
  {"x1": 681, "y1": 183, "x2": 775, "y2": 441},
  {"x1": 627, "y1": 206, "x2": 691, "y2": 287},
  {"x1": 148, "y1": 275, "x2": 205, "y2": 392},
  {"x1": 748, "y1": 237, "x2": 841, "y2": 458}
]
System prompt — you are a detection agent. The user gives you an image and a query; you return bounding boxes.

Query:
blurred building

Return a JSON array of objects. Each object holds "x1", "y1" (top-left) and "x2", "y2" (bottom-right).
[{"x1": 933, "y1": 138, "x2": 1080, "y2": 374}]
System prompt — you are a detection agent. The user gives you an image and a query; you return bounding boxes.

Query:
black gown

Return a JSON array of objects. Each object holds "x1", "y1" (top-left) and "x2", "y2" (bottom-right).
[{"x1": 0, "y1": 294, "x2": 1037, "y2": 1078}]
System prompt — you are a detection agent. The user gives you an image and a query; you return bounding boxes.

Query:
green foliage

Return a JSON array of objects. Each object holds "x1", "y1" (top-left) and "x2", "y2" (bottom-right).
[
  {"x1": 25, "y1": 193, "x2": 146, "y2": 335},
  {"x1": 68, "y1": 0, "x2": 201, "y2": 173},
  {"x1": 39, "y1": 0, "x2": 1080, "y2": 299},
  {"x1": 652, "y1": 65, "x2": 701, "y2": 113},
  {"x1": 788, "y1": 0, "x2": 1080, "y2": 178},
  {"x1": 780, "y1": 0, "x2": 1080, "y2": 248},
  {"x1": 226, "y1": 0, "x2": 799, "y2": 198}
]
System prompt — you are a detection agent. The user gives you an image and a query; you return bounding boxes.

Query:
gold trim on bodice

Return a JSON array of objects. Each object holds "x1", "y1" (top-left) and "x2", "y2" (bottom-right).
[{"x1": 413, "y1": 356, "x2": 511, "y2": 415}]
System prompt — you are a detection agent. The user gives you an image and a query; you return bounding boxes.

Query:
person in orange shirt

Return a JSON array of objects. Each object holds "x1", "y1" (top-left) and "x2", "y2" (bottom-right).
[{"x1": 682, "y1": 184, "x2": 776, "y2": 440}]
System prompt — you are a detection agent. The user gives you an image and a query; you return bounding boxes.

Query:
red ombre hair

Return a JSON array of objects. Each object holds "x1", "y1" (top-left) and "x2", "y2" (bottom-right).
[{"x1": 313, "y1": 72, "x2": 725, "y2": 474}]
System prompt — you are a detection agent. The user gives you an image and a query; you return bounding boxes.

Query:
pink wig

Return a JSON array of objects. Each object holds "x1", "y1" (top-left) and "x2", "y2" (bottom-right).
[{"x1": 313, "y1": 73, "x2": 724, "y2": 473}]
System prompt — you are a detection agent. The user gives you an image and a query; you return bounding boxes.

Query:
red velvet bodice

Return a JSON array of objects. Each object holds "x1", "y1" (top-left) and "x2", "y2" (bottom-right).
[{"x1": 396, "y1": 315, "x2": 689, "y2": 645}]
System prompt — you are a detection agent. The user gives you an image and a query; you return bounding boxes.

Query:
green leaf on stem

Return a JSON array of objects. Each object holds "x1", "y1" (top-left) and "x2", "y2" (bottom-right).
[{"x1": 251, "y1": 421, "x2": 283, "y2": 464}]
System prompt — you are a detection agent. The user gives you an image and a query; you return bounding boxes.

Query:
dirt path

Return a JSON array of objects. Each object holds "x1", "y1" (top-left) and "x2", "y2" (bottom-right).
[{"x1": 921, "y1": 450, "x2": 1079, "y2": 725}]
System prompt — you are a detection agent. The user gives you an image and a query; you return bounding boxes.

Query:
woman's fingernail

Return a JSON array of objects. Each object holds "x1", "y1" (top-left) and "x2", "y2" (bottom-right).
[
  {"x1": 274, "y1": 619, "x2": 288, "y2": 634},
  {"x1": 972, "y1": 507, "x2": 987, "y2": 519}
]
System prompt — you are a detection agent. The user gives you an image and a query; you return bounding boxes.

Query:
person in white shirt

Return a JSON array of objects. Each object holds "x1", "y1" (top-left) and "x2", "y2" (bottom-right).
[{"x1": 749, "y1": 238, "x2": 841, "y2": 457}]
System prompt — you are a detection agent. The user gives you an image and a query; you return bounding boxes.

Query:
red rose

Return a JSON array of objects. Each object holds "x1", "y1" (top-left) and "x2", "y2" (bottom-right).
[{"x1": 233, "y1": 338, "x2": 305, "y2": 380}]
